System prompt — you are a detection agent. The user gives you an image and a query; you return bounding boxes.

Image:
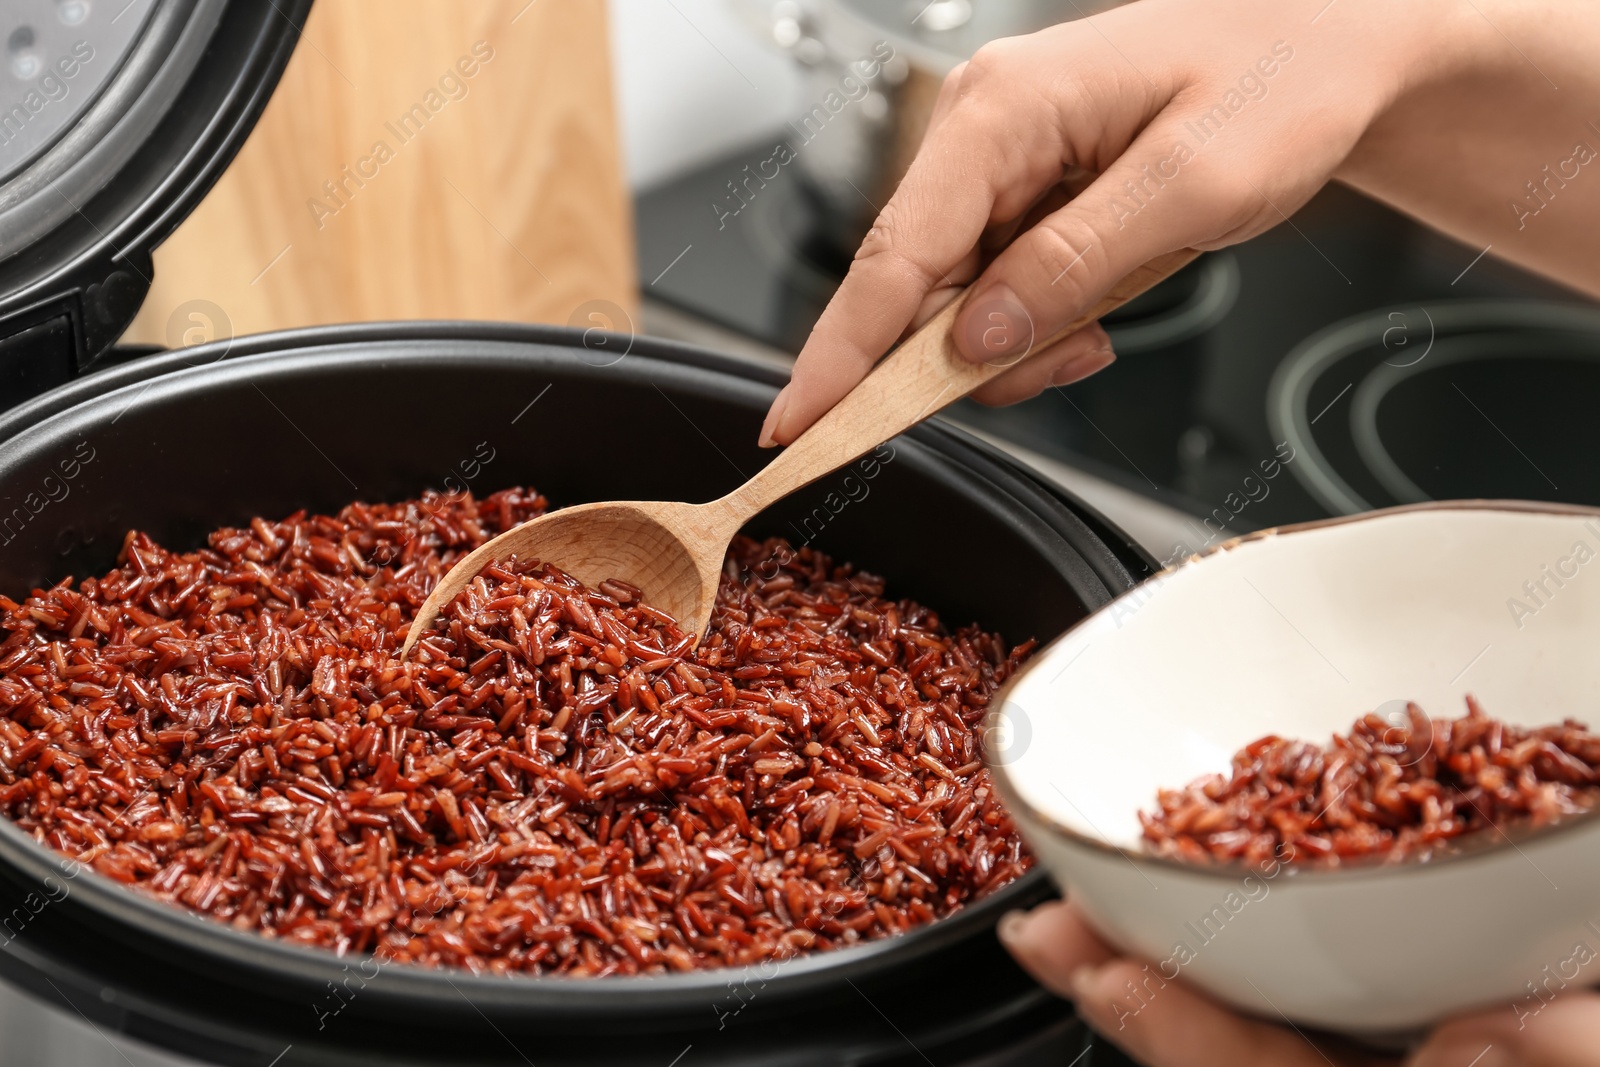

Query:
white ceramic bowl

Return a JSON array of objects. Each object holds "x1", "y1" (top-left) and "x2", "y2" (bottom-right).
[{"x1": 989, "y1": 502, "x2": 1600, "y2": 1037}]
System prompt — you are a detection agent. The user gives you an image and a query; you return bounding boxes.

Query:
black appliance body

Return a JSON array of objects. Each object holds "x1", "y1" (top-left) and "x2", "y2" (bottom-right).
[{"x1": 0, "y1": 322, "x2": 1154, "y2": 1066}]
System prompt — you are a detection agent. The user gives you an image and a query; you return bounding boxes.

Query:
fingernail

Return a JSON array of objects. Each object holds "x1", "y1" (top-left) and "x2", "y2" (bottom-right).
[
  {"x1": 1050, "y1": 343, "x2": 1115, "y2": 387},
  {"x1": 997, "y1": 909, "x2": 1033, "y2": 952},
  {"x1": 959, "y1": 284, "x2": 1037, "y2": 366},
  {"x1": 1069, "y1": 964, "x2": 1102, "y2": 1000},
  {"x1": 758, "y1": 386, "x2": 790, "y2": 448}
]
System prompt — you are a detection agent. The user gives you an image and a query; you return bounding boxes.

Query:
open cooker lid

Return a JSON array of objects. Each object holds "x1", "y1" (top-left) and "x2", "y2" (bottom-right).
[{"x1": 0, "y1": 0, "x2": 308, "y2": 407}]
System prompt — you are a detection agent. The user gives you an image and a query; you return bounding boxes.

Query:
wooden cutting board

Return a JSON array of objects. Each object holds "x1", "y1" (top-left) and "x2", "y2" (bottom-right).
[{"x1": 124, "y1": 0, "x2": 637, "y2": 348}]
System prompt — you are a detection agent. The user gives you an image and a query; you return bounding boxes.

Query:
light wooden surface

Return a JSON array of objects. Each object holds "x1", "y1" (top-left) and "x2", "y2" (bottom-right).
[
  {"x1": 406, "y1": 251, "x2": 1197, "y2": 650},
  {"x1": 125, "y1": 0, "x2": 636, "y2": 347}
]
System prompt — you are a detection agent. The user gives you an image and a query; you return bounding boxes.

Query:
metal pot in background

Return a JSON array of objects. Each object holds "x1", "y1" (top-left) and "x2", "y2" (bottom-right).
[{"x1": 737, "y1": 0, "x2": 1138, "y2": 257}]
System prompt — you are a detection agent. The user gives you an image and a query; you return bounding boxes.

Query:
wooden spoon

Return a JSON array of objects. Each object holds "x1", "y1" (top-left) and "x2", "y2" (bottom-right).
[{"x1": 402, "y1": 250, "x2": 1198, "y2": 657}]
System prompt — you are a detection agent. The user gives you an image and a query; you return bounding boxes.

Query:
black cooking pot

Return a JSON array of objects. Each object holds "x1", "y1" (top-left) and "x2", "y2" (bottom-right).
[{"x1": 0, "y1": 323, "x2": 1148, "y2": 1067}]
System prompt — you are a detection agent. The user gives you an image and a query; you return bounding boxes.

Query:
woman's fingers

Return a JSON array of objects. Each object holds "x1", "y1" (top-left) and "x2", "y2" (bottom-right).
[
  {"x1": 761, "y1": 31, "x2": 1161, "y2": 447},
  {"x1": 1002, "y1": 900, "x2": 1600, "y2": 1067},
  {"x1": 759, "y1": 0, "x2": 1382, "y2": 446},
  {"x1": 1411, "y1": 994, "x2": 1600, "y2": 1067},
  {"x1": 968, "y1": 323, "x2": 1114, "y2": 407},
  {"x1": 923, "y1": 60, "x2": 968, "y2": 137},
  {"x1": 761, "y1": 298, "x2": 1109, "y2": 448},
  {"x1": 980, "y1": 177, "x2": 1091, "y2": 261},
  {"x1": 997, "y1": 899, "x2": 1117, "y2": 998},
  {"x1": 1000, "y1": 901, "x2": 1394, "y2": 1067},
  {"x1": 950, "y1": 25, "x2": 1366, "y2": 366},
  {"x1": 907, "y1": 277, "x2": 968, "y2": 335},
  {"x1": 949, "y1": 110, "x2": 1254, "y2": 365},
  {"x1": 758, "y1": 148, "x2": 1004, "y2": 447},
  {"x1": 1072, "y1": 957, "x2": 1390, "y2": 1067}
]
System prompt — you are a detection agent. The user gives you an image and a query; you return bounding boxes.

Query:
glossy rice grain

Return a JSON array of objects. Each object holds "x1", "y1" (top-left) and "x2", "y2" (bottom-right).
[
  {"x1": 0, "y1": 489, "x2": 1033, "y2": 975},
  {"x1": 1142, "y1": 698, "x2": 1600, "y2": 867}
]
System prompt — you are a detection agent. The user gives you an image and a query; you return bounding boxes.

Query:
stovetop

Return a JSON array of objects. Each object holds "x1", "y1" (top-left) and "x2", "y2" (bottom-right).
[{"x1": 637, "y1": 139, "x2": 1587, "y2": 539}]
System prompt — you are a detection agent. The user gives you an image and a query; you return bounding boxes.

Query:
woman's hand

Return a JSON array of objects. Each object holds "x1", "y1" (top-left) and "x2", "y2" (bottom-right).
[
  {"x1": 760, "y1": 0, "x2": 1600, "y2": 446},
  {"x1": 999, "y1": 900, "x2": 1600, "y2": 1067}
]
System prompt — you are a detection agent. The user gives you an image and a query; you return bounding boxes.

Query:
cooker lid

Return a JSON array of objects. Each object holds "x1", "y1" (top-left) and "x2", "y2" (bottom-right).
[
  {"x1": 0, "y1": 0, "x2": 158, "y2": 187},
  {"x1": 0, "y1": 0, "x2": 307, "y2": 407}
]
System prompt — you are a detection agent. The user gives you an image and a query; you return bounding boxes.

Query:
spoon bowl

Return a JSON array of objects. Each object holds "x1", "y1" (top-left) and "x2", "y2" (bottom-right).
[{"x1": 402, "y1": 500, "x2": 730, "y2": 656}]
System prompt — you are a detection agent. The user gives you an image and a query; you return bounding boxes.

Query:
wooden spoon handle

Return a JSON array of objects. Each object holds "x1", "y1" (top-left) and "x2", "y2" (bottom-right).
[{"x1": 723, "y1": 248, "x2": 1200, "y2": 519}]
